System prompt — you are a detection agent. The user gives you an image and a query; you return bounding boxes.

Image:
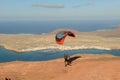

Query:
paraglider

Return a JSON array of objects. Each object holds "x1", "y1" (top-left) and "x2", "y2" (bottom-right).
[
  {"x1": 55, "y1": 30, "x2": 76, "y2": 67},
  {"x1": 55, "y1": 31, "x2": 75, "y2": 45}
]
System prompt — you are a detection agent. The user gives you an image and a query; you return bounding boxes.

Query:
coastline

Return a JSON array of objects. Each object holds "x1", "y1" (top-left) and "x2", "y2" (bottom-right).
[
  {"x1": 0, "y1": 37, "x2": 120, "y2": 52},
  {"x1": 0, "y1": 27, "x2": 120, "y2": 52},
  {"x1": 21, "y1": 46, "x2": 111, "y2": 52}
]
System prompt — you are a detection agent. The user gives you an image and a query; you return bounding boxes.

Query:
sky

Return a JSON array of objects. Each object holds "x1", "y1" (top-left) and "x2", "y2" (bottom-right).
[{"x1": 0, "y1": 0, "x2": 120, "y2": 20}]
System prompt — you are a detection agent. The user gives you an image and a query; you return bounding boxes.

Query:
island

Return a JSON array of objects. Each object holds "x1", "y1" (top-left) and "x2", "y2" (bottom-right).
[{"x1": 0, "y1": 26, "x2": 120, "y2": 52}]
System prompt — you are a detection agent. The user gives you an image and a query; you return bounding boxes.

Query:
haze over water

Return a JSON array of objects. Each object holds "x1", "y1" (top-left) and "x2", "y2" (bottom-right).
[{"x1": 0, "y1": 20, "x2": 120, "y2": 34}]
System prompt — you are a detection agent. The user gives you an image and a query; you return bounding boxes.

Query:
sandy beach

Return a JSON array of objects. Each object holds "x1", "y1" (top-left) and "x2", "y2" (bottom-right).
[{"x1": 0, "y1": 54, "x2": 120, "y2": 80}]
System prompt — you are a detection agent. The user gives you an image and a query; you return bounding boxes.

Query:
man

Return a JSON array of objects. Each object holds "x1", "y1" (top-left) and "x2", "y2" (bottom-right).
[{"x1": 64, "y1": 54, "x2": 71, "y2": 67}]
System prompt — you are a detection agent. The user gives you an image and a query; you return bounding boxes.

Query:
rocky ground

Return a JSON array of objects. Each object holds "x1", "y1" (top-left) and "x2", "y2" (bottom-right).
[{"x1": 0, "y1": 54, "x2": 120, "y2": 80}]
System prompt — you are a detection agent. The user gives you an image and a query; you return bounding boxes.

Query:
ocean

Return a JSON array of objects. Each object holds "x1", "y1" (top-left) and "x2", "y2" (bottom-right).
[
  {"x1": 0, "y1": 20, "x2": 120, "y2": 34},
  {"x1": 0, "y1": 46, "x2": 120, "y2": 63}
]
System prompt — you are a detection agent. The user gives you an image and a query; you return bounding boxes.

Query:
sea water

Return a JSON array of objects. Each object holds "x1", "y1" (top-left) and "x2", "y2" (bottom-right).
[
  {"x1": 0, "y1": 20, "x2": 120, "y2": 34},
  {"x1": 0, "y1": 46, "x2": 120, "y2": 63}
]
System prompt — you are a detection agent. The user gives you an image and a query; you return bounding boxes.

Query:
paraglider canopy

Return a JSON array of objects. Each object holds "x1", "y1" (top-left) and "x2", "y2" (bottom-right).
[{"x1": 55, "y1": 31, "x2": 75, "y2": 45}]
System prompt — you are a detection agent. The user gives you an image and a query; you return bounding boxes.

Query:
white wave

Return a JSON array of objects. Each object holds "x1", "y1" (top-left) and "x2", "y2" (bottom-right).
[{"x1": 21, "y1": 45, "x2": 111, "y2": 52}]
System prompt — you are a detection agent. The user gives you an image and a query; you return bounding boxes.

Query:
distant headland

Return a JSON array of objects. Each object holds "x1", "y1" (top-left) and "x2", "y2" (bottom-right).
[{"x1": 0, "y1": 26, "x2": 120, "y2": 52}]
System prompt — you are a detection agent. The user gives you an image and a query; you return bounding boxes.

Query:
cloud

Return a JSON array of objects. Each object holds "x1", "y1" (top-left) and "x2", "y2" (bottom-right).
[
  {"x1": 72, "y1": 2, "x2": 94, "y2": 8},
  {"x1": 32, "y1": 4, "x2": 64, "y2": 8},
  {"x1": 87, "y1": 2, "x2": 94, "y2": 6}
]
